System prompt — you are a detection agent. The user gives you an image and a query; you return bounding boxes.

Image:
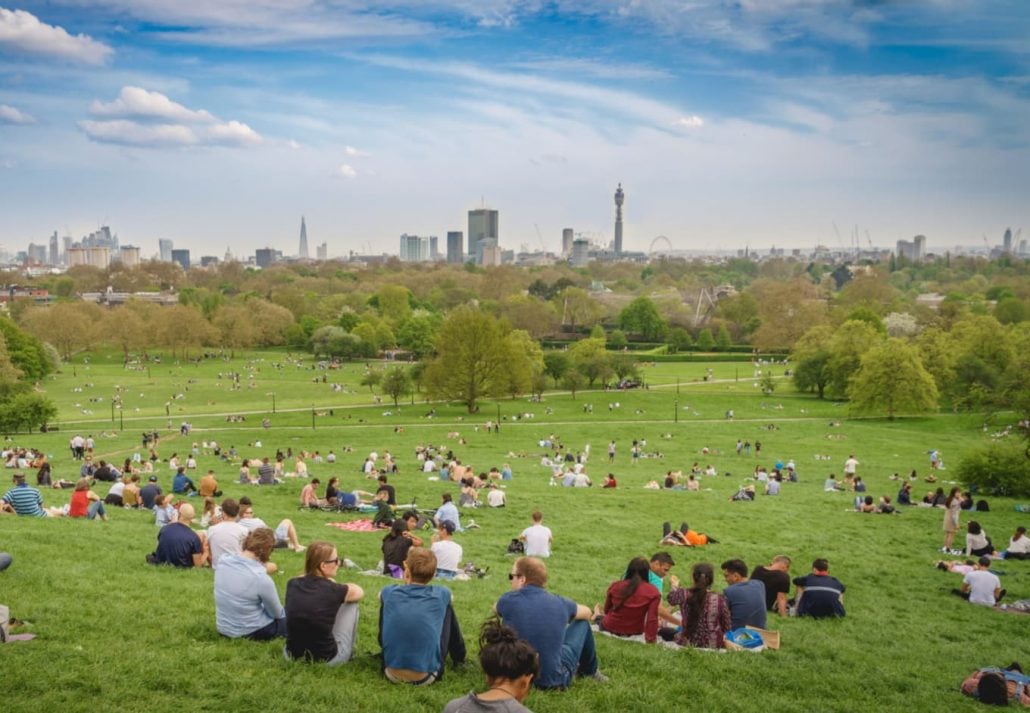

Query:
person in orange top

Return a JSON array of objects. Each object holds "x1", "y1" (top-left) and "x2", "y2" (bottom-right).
[{"x1": 199, "y1": 470, "x2": 222, "y2": 498}]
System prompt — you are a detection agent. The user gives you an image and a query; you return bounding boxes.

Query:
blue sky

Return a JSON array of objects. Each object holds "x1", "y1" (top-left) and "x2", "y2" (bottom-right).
[{"x1": 1, "y1": 1, "x2": 1028, "y2": 258}]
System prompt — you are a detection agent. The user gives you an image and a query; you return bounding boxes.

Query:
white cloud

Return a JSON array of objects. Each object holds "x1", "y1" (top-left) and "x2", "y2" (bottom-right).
[
  {"x1": 287, "y1": 138, "x2": 301, "y2": 149},
  {"x1": 82, "y1": 86, "x2": 262, "y2": 148},
  {"x1": 90, "y1": 86, "x2": 215, "y2": 123},
  {"x1": 0, "y1": 8, "x2": 112, "y2": 65},
  {"x1": 674, "y1": 115, "x2": 704, "y2": 129},
  {"x1": 0, "y1": 103, "x2": 35, "y2": 124},
  {"x1": 344, "y1": 145, "x2": 369, "y2": 156},
  {"x1": 337, "y1": 163, "x2": 357, "y2": 178}
]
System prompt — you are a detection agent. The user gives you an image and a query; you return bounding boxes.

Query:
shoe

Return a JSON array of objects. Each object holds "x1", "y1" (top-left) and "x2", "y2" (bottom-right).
[
  {"x1": 589, "y1": 671, "x2": 609, "y2": 683},
  {"x1": 292, "y1": 545, "x2": 306, "y2": 553},
  {"x1": 997, "y1": 589, "x2": 1006, "y2": 603},
  {"x1": 939, "y1": 547, "x2": 949, "y2": 553}
]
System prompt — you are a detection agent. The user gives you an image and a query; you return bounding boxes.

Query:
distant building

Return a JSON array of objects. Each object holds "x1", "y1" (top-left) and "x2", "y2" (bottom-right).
[
  {"x1": 171, "y1": 249, "x2": 190, "y2": 271},
  {"x1": 429, "y1": 236, "x2": 439, "y2": 260},
  {"x1": 613, "y1": 183, "x2": 625, "y2": 255},
  {"x1": 399, "y1": 234, "x2": 433, "y2": 262},
  {"x1": 571, "y1": 239, "x2": 590, "y2": 267},
  {"x1": 446, "y1": 231, "x2": 464, "y2": 263},
  {"x1": 468, "y1": 208, "x2": 499, "y2": 264},
  {"x1": 255, "y1": 248, "x2": 277, "y2": 269},
  {"x1": 298, "y1": 216, "x2": 309, "y2": 258},
  {"x1": 119, "y1": 245, "x2": 141, "y2": 268},
  {"x1": 200, "y1": 255, "x2": 219, "y2": 267},
  {"x1": 479, "y1": 238, "x2": 502, "y2": 267},
  {"x1": 316, "y1": 242, "x2": 328, "y2": 260},
  {"x1": 896, "y1": 235, "x2": 926, "y2": 262},
  {"x1": 158, "y1": 239, "x2": 173, "y2": 262},
  {"x1": 1003, "y1": 227, "x2": 1013, "y2": 254},
  {"x1": 26, "y1": 243, "x2": 47, "y2": 264},
  {"x1": 562, "y1": 228, "x2": 574, "y2": 257},
  {"x1": 67, "y1": 246, "x2": 111, "y2": 269},
  {"x1": 48, "y1": 231, "x2": 59, "y2": 265}
]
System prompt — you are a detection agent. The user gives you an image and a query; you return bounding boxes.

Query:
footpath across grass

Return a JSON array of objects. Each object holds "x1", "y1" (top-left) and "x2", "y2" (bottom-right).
[{"x1": 1, "y1": 351, "x2": 1028, "y2": 712}]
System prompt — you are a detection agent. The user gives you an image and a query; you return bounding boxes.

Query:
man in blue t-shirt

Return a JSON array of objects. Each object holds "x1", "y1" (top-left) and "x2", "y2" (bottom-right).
[
  {"x1": 151, "y1": 503, "x2": 207, "y2": 568},
  {"x1": 721, "y1": 559, "x2": 767, "y2": 629},
  {"x1": 172, "y1": 468, "x2": 197, "y2": 496},
  {"x1": 379, "y1": 548, "x2": 465, "y2": 685},
  {"x1": 793, "y1": 558, "x2": 846, "y2": 618},
  {"x1": 495, "y1": 556, "x2": 606, "y2": 690}
]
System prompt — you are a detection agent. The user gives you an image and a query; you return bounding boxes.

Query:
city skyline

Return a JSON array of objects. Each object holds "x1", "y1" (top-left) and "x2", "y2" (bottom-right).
[{"x1": 1, "y1": 2, "x2": 1028, "y2": 257}]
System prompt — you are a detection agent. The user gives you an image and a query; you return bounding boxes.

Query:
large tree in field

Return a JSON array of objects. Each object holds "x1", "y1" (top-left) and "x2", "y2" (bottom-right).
[
  {"x1": 569, "y1": 337, "x2": 612, "y2": 387},
  {"x1": 618, "y1": 296, "x2": 666, "y2": 340},
  {"x1": 825, "y1": 319, "x2": 883, "y2": 397},
  {"x1": 424, "y1": 306, "x2": 510, "y2": 412},
  {"x1": 750, "y1": 278, "x2": 829, "y2": 350},
  {"x1": 848, "y1": 339, "x2": 938, "y2": 420},
  {"x1": 381, "y1": 367, "x2": 412, "y2": 407}
]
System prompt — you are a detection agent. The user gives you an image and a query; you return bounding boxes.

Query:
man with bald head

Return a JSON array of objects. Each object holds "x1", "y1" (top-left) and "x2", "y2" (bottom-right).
[{"x1": 151, "y1": 502, "x2": 208, "y2": 568}]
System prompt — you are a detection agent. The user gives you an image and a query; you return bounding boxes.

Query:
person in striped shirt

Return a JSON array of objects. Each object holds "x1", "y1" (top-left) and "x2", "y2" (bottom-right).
[{"x1": 2, "y1": 473, "x2": 64, "y2": 517}]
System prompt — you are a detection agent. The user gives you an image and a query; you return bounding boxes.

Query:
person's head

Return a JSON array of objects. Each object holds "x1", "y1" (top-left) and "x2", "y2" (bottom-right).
[
  {"x1": 389, "y1": 519, "x2": 408, "y2": 538},
  {"x1": 12, "y1": 473, "x2": 25, "y2": 485},
  {"x1": 968, "y1": 521, "x2": 982, "y2": 535},
  {"x1": 304, "y1": 541, "x2": 339, "y2": 578},
  {"x1": 1015, "y1": 526, "x2": 1027, "y2": 539},
  {"x1": 130, "y1": 474, "x2": 140, "y2": 483},
  {"x1": 624, "y1": 556, "x2": 650, "y2": 582},
  {"x1": 770, "y1": 555, "x2": 791, "y2": 570},
  {"x1": 401, "y1": 509, "x2": 417, "y2": 526},
  {"x1": 531, "y1": 510, "x2": 543, "y2": 523},
  {"x1": 176, "y1": 467, "x2": 185, "y2": 476},
  {"x1": 310, "y1": 478, "x2": 320, "y2": 486},
  {"x1": 947, "y1": 486, "x2": 960, "y2": 500},
  {"x1": 221, "y1": 498, "x2": 240, "y2": 518},
  {"x1": 828, "y1": 474, "x2": 836, "y2": 480},
  {"x1": 977, "y1": 556, "x2": 992, "y2": 569},
  {"x1": 864, "y1": 495, "x2": 874, "y2": 505},
  {"x1": 812, "y1": 558, "x2": 829, "y2": 573},
  {"x1": 239, "y1": 496, "x2": 252, "y2": 507},
  {"x1": 403, "y1": 547, "x2": 436, "y2": 584},
  {"x1": 650, "y1": 552, "x2": 675, "y2": 577},
  {"x1": 477, "y1": 618, "x2": 539, "y2": 699},
  {"x1": 328, "y1": 477, "x2": 338, "y2": 487},
  {"x1": 243, "y1": 527, "x2": 276, "y2": 563},
  {"x1": 438, "y1": 520, "x2": 456, "y2": 538},
  {"x1": 378, "y1": 474, "x2": 388, "y2": 484},
  {"x1": 239, "y1": 503, "x2": 255, "y2": 519},
  {"x1": 74, "y1": 478, "x2": 90, "y2": 492},
  {"x1": 511, "y1": 556, "x2": 547, "y2": 589},
  {"x1": 691, "y1": 562, "x2": 715, "y2": 591},
  {"x1": 178, "y1": 503, "x2": 195, "y2": 523},
  {"x1": 721, "y1": 559, "x2": 748, "y2": 583},
  {"x1": 441, "y1": 492, "x2": 452, "y2": 504}
]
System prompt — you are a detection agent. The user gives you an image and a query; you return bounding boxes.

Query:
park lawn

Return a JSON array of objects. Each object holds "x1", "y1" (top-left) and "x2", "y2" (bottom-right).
[{"x1": 1, "y1": 351, "x2": 1027, "y2": 712}]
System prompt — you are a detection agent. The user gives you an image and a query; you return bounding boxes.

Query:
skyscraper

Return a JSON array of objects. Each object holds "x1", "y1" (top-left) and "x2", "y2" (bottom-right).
[
  {"x1": 299, "y1": 216, "x2": 309, "y2": 258},
  {"x1": 468, "y1": 208, "x2": 499, "y2": 263},
  {"x1": 562, "y1": 228, "x2": 574, "y2": 257},
  {"x1": 613, "y1": 183, "x2": 624, "y2": 255},
  {"x1": 171, "y1": 249, "x2": 190, "y2": 271},
  {"x1": 159, "y1": 239, "x2": 173, "y2": 262},
  {"x1": 49, "y1": 231, "x2": 59, "y2": 265},
  {"x1": 446, "y1": 231, "x2": 463, "y2": 263},
  {"x1": 1003, "y1": 227, "x2": 1013, "y2": 253}
]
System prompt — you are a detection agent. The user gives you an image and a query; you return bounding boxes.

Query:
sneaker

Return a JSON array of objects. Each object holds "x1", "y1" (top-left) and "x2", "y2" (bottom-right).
[
  {"x1": 939, "y1": 547, "x2": 949, "y2": 553},
  {"x1": 292, "y1": 545, "x2": 306, "y2": 553},
  {"x1": 589, "y1": 671, "x2": 609, "y2": 683}
]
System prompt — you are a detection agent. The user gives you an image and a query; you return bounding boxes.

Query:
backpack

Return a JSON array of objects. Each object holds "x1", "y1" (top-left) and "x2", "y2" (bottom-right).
[
  {"x1": 977, "y1": 500, "x2": 990, "y2": 512},
  {"x1": 506, "y1": 539, "x2": 524, "y2": 555}
]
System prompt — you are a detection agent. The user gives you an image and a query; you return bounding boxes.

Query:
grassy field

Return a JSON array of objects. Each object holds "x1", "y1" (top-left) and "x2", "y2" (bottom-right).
[{"x1": 2, "y1": 350, "x2": 1028, "y2": 712}]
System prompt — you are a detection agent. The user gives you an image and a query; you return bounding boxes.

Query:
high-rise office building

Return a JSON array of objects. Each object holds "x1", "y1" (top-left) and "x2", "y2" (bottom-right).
[
  {"x1": 316, "y1": 242, "x2": 328, "y2": 260},
  {"x1": 171, "y1": 249, "x2": 190, "y2": 271},
  {"x1": 479, "y1": 238, "x2": 501, "y2": 267},
  {"x1": 1003, "y1": 227, "x2": 1013, "y2": 253},
  {"x1": 27, "y1": 244, "x2": 47, "y2": 264},
  {"x1": 562, "y1": 228, "x2": 574, "y2": 257},
  {"x1": 571, "y1": 239, "x2": 590, "y2": 267},
  {"x1": 399, "y1": 234, "x2": 432, "y2": 262},
  {"x1": 62, "y1": 236, "x2": 73, "y2": 264},
  {"x1": 429, "y1": 236, "x2": 439, "y2": 261},
  {"x1": 255, "y1": 248, "x2": 277, "y2": 269},
  {"x1": 159, "y1": 239, "x2": 173, "y2": 262},
  {"x1": 613, "y1": 183, "x2": 624, "y2": 255},
  {"x1": 119, "y1": 245, "x2": 141, "y2": 268},
  {"x1": 49, "y1": 231, "x2": 59, "y2": 265},
  {"x1": 468, "y1": 208, "x2": 499, "y2": 264},
  {"x1": 446, "y1": 231, "x2": 464, "y2": 263},
  {"x1": 299, "y1": 216, "x2": 309, "y2": 258}
]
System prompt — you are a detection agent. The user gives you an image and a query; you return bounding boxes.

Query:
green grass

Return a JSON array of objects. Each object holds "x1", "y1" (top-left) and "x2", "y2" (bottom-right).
[{"x1": 2, "y1": 350, "x2": 1028, "y2": 712}]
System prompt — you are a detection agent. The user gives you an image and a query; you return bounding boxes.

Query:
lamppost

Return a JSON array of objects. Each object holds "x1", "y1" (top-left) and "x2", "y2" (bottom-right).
[{"x1": 674, "y1": 399, "x2": 678, "y2": 423}]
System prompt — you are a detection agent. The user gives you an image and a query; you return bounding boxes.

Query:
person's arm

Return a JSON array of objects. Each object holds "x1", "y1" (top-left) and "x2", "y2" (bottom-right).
[
  {"x1": 573, "y1": 603, "x2": 593, "y2": 621},
  {"x1": 257, "y1": 572, "x2": 285, "y2": 619},
  {"x1": 775, "y1": 591, "x2": 789, "y2": 617},
  {"x1": 344, "y1": 583, "x2": 364, "y2": 603},
  {"x1": 645, "y1": 593, "x2": 660, "y2": 643},
  {"x1": 960, "y1": 579, "x2": 971, "y2": 594},
  {"x1": 192, "y1": 537, "x2": 208, "y2": 568}
]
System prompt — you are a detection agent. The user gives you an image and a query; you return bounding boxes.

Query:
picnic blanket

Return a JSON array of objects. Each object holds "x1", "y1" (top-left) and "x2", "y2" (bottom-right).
[
  {"x1": 590, "y1": 625, "x2": 681, "y2": 650},
  {"x1": 327, "y1": 519, "x2": 379, "y2": 532}
]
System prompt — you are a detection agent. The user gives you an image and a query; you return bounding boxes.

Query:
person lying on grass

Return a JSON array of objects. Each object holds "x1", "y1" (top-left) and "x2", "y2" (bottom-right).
[
  {"x1": 660, "y1": 521, "x2": 718, "y2": 546},
  {"x1": 284, "y1": 541, "x2": 364, "y2": 665},
  {"x1": 442, "y1": 618, "x2": 540, "y2": 713},
  {"x1": 592, "y1": 556, "x2": 661, "y2": 643},
  {"x1": 214, "y1": 527, "x2": 286, "y2": 641}
]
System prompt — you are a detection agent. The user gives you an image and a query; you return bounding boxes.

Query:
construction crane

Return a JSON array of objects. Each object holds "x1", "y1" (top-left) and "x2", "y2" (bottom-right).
[{"x1": 533, "y1": 223, "x2": 547, "y2": 253}]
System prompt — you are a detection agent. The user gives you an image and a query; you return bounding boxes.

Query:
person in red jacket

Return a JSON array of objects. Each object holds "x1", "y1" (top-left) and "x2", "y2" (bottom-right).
[{"x1": 593, "y1": 557, "x2": 661, "y2": 643}]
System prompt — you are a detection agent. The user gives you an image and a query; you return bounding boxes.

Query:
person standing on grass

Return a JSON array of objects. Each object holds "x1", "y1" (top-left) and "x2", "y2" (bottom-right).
[
  {"x1": 284, "y1": 541, "x2": 364, "y2": 665},
  {"x1": 379, "y1": 548, "x2": 467, "y2": 686},
  {"x1": 942, "y1": 486, "x2": 962, "y2": 553},
  {"x1": 751, "y1": 556, "x2": 792, "y2": 617},
  {"x1": 843, "y1": 454, "x2": 859, "y2": 479},
  {"x1": 519, "y1": 511, "x2": 552, "y2": 558},
  {"x1": 150, "y1": 503, "x2": 207, "y2": 568},
  {"x1": 441, "y1": 618, "x2": 539, "y2": 713},
  {"x1": 792, "y1": 559, "x2": 846, "y2": 618},
  {"x1": 496, "y1": 556, "x2": 607, "y2": 689},
  {"x1": 214, "y1": 527, "x2": 286, "y2": 640}
]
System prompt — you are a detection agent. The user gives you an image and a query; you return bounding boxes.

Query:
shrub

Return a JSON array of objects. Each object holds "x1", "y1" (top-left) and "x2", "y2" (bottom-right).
[{"x1": 957, "y1": 441, "x2": 1030, "y2": 496}]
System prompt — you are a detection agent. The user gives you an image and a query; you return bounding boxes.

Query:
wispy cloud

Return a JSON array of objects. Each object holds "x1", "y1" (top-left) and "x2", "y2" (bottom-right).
[
  {"x1": 337, "y1": 163, "x2": 357, "y2": 178},
  {"x1": 344, "y1": 145, "x2": 369, "y2": 157},
  {"x1": 508, "y1": 57, "x2": 672, "y2": 81},
  {"x1": 0, "y1": 102, "x2": 35, "y2": 124},
  {"x1": 80, "y1": 86, "x2": 261, "y2": 148},
  {"x1": 674, "y1": 115, "x2": 704, "y2": 129},
  {"x1": 0, "y1": 7, "x2": 112, "y2": 65}
]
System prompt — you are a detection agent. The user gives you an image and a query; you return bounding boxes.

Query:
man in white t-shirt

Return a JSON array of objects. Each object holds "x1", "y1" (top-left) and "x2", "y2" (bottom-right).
[
  {"x1": 958, "y1": 557, "x2": 1003, "y2": 606},
  {"x1": 520, "y1": 511, "x2": 552, "y2": 558},
  {"x1": 431, "y1": 521, "x2": 463, "y2": 578},
  {"x1": 422, "y1": 458, "x2": 436, "y2": 473},
  {"x1": 486, "y1": 484, "x2": 506, "y2": 508},
  {"x1": 206, "y1": 498, "x2": 249, "y2": 569},
  {"x1": 843, "y1": 455, "x2": 859, "y2": 477}
]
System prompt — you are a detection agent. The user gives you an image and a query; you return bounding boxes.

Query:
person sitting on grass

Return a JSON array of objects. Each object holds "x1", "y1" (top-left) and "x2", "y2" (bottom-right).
[
  {"x1": 199, "y1": 470, "x2": 221, "y2": 498},
  {"x1": 68, "y1": 478, "x2": 108, "y2": 521},
  {"x1": 667, "y1": 562, "x2": 731, "y2": 649},
  {"x1": 877, "y1": 496, "x2": 896, "y2": 514},
  {"x1": 372, "y1": 490, "x2": 395, "y2": 529},
  {"x1": 966, "y1": 521, "x2": 996, "y2": 557},
  {"x1": 896, "y1": 482, "x2": 913, "y2": 506},
  {"x1": 823, "y1": 474, "x2": 842, "y2": 492},
  {"x1": 104, "y1": 477, "x2": 126, "y2": 506},
  {"x1": 324, "y1": 477, "x2": 341, "y2": 507},
  {"x1": 953, "y1": 556, "x2": 1004, "y2": 607},
  {"x1": 434, "y1": 492, "x2": 460, "y2": 532},
  {"x1": 720, "y1": 559, "x2": 767, "y2": 630},
  {"x1": 149, "y1": 503, "x2": 207, "y2": 568},
  {"x1": 857, "y1": 495, "x2": 877, "y2": 513},
  {"x1": 1, "y1": 473, "x2": 65, "y2": 517},
  {"x1": 751, "y1": 555, "x2": 792, "y2": 617},
  {"x1": 382, "y1": 519, "x2": 415, "y2": 578},
  {"x1": 214, "y1": 527, "x2": 286, "y2": 640},
  {"x1": 442, "y1": 618, "x2": 539, "y2": 713},
  {"x1": 379, "y1": 547, "x2": 467, "y2": 686},
  {"x1": 154, "y1": 493, "x2": 177, "y2": 527},
  {"x1": 1002, "y1": 526, "x2": 1030, "y2": 560},
  {"x1": 123, "y1": 474, "x2": 142, "y2": 508},
  {"x1": 495, "y1": 556, "x2": 607, "y2": 689},
  {"x1": 793, "y1": 558, "x2": 846, "y2": 618},
  {"x1": 207, "y1": 498, "x2": 248, "y2": 569},
  {"x1": 172, "y1": 467, "x2": 197, "y2": 496},
  {"x1": 237, "y1": 498, "x2": 305, "y2": 553},
  {"x1": 660, "y1": 521, "x2": 718, "y2": 547},
  {"x1": 284, "y1": 541, "x2": 364, "y2": 665},
  {"x1": 300, "y1": 478, "x2": 324, "y2": 509},
  {"x1": 592, "y1": 556, "x2": 661, "y2": 643},
  {"x1": 431, "y1": 521, "x2": 463, "y2": 580},
  {"x1": 519, "y1": 511, "x2": 552, "y2": 558}
]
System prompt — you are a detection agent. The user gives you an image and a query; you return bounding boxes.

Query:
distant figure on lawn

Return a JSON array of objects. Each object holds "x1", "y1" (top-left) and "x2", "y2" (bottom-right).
[
  {"x1": 495, "y1": 556, "x2": 606, "y2": 689},
  {"x1": 519, "y1": 511, "x2": 552, "y2": 558},
  {"x1": 441, "y1": 618, "x2": 539, "y2": 713},
  {"x1": 792, "y1": 558, "x2": 846, "y2": 618},
  {"x1": 1002, "y1": 526, "x2": 1030, "y2": 560},
  {"x1": 942, "y1": 486, "x2": 963, "y2": 553},
  {"x1": 214, "y1": 527, "x2": 286, "y2": 640},
  {"x1": 172, "y1": 467, "x2": 197, "y2": 496},
  {"x1": 284, "y1": 541, "x2": 364, "y2": 664},
  {"x1": 720, "y1": 559, "x2": 767, "y2": 629},
  {"x1": 379, "y1": 548, "x2": 466, "y2": 686},
  {"x1": 660, "y1": 521, "x2": 717, "y2": 547},
  {"x1": 68, "y1": 478, "x2": 108, "y2": 521},
  {"x1": 667, "y1": 562, "x2": 731, "y2": 649},
  {"x1": 593, "y1": 556, "x2": 661, "y2": 643}
]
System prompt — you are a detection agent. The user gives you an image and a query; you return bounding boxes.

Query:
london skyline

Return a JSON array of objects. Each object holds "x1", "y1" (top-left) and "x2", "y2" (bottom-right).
[{"x1": 1, "y1": 2, "x2": 1028, "y2": 257}]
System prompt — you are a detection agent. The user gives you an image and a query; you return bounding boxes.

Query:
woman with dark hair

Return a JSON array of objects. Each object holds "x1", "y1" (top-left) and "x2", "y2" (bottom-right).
[
  {"x1": 667, "y1": 562, "x2": 730, "y2": 649},
  {"x1": 325, "y1": 477, "x2": 340, "y2": 507},
  {"x1": 442, "y1": 618, "x2": 539, "y2": 713},
  {"x1": 593, "y1": 557, "x2": 661, "y2": 643},
  {"x1": 382, "y1": 518, "x2": 414, "y2": 577},
  {"x1": 284, "y1": 540, "x2": 364, "y2": 664},
  {"x1": 214, "y1": 527, "x2": 286, "y2": 640},
  {"x1": 943, "y1": 486, "x2": 962, "y2": 553},
  {"x1": 965, "y1": 521, "x2": 995, "y2": 557}
]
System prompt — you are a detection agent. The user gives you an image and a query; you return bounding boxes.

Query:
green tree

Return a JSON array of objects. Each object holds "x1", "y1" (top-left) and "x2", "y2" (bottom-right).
[
  {"x1": 569, "y1": 337, "x2": 612, "y2": 387},
  {"x1": 396, "y1": 313, "x2": 440, "y2": 359},
  {"x1": 561, "y1": 370, "x2": 586, "y2": 399},
  {"x1": 377, "y1": 285, "x2": 412, "y2": 324},
  {"x1": 793, "y1": 352, "x2": 831, "y2": 398},
  {"x1": 543, "y1": 352, "x2": 570, "y2": 387},
  {"x1": 618, "y1": 296, "x2": 667, "y2": 340},
  {"x1": 715, "y1": 324, "x2": 732, "y2": 350},
  {"x1": 825, "y1": 320, "x2": 882, "y2": 397},
  {"x1": 607, "y1": 329, "x2": 628, "y2": 350},
  {"x1": 558, "y1": 287, "x2": 603, "y2": 332},
  {"x1": 611, "y1": 354, "x2": 638, "y2": 381},
  {"x1": 0, "y1": 392, "x2": 57, "y2": 434},
  {"x1": 424, "y1": 306, "x2": 510, "y2": 412},
  {"x1": 381, "y1": 367, "x2": 412, "y2": 407},
  {"x1": 848, "y1": 339, "x2": 939, "y2": 419},
  {"x1": 666, "y1": 327, "x2": 692, "y2": 353},
  {"x1": 696, "y1": 328, "x2": 715, "y2": 351},
  {"x1": 995, "y1": 297, "x2": 1028, "y2": 324},
  {"x1": 499, "y1": 330, "x2": 543, "y2": 400},
  {"x1": 361, "y1": 367, "x2": 383, "y2": 393},
  {"x1": 760, "y1": 370, "x2": 777, "y2": 395}
]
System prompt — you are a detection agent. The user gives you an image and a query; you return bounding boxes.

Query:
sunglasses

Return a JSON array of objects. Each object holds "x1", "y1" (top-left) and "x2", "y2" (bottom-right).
[
  {"x1": 508, "y1": 573, "x2": 523, "y2": 580},
  {"x1": 323, "y1": 558, "x2": 340, "y2": 566}
]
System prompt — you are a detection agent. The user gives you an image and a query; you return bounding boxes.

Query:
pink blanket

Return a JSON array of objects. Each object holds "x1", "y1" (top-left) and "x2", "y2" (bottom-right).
[{"x1": 327, "y1": 519, "x2": 378, "y2": 532}]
